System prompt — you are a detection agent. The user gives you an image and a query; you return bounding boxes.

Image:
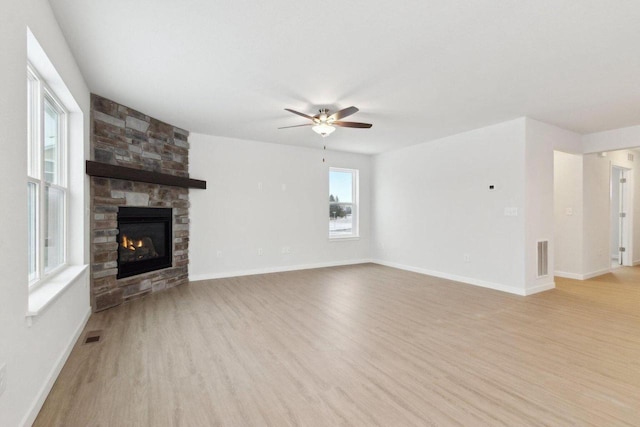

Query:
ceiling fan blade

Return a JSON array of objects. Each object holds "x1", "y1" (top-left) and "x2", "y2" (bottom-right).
[
  {"x1": 333, "y1": 121, "x2": 372, "y2": 128},
  {"x1": 284, "y1": 108, "x2": 315, "y2": 121},
  {"x1": 278, "y1": 123, "x2": 313, "y2": 129},
  {"x1": 329, "y1": 106, "x2": 359, "y2": 121}
]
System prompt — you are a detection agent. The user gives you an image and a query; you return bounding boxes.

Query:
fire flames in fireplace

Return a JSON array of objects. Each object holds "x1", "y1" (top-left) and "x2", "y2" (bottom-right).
[
  {"x1": 116, "y1": 207, "x2": 172, "y2": 279},
  {"x1": 119, "y1": 234, "x2": 159, "y2": 262}
]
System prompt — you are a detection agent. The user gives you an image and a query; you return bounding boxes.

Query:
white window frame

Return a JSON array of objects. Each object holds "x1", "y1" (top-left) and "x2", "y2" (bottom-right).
[
  {"x1": 27, "y1": 64, "x2": 69, "y2": 288},
  {"x1": 329, "y1": 167, "x2": 359, "y2": 239}
]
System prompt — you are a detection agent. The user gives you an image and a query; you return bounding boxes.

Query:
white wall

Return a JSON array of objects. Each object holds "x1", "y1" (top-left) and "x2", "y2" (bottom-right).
[
  {"x1": 582, "y1": 125, "x2": 640, "y2": 154},
  {"x1": 583, "y1": 132, "x2": 640, "y2": 270},
  {"x1": 0, "y1": 2, "x2": 90, "y2": 426},
  {"x1": 553, "y1": 151, "x2": 584, "y2": 276},
  {"x1": 609, "y1": 151, "x2": 637, "y2": 266},
  {"x1": 371, "y1": 118, "x2": 528, "y2": 294},
  {"x1": 188, "y1": 134, "x2": 371, "y2": 280},
  {"x1": 582, "y1": 150, "x2": 637, "y2": 275},
  {"x1": 581, "y1": 154, "x2": 612, "y2": 277},
  {"x1": 524, "y1": 119, "x2": 582, "y2": 291},
  {"x1": 635, "y1": 155, "x2": 640, "y2": 265},
  {"x1": 554, "y1": 137, "x2": 640, "y2": 278}
]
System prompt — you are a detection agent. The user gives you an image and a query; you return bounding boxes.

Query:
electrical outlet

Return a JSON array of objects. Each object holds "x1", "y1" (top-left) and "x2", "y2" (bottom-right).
[
  {"x1": 258, "y1": 182, "x2": 263, "y2": 191},
  {"x1": 257, "y1": 248, "x2": 263, "y2": 256},
  {"x1": 463, "y1": 254, "x2": 471, "y2": 263},
  {"x1": 281, "y1": 246, "x2": 291, "y2": 254},
  {"x1": 281, "y1": 183, "x2": 287, "y2": 191},
  {"x1": 216, "y1": 250, "x2": 222, "y2": 258},
  {"x1": 565, "y1": 207, "x2": 573, "y2": 216},
  {"x1": 504, "y1": 207, "x2": 518, "y2": 217},
  {"x1": 0, "y1": 363, "x2": 7, "y2": 397}
]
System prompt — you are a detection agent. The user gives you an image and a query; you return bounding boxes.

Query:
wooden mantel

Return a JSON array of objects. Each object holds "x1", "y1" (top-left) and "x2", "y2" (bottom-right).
[{"x1": 86, "y1": 161, "x2": 206, "y2": 189}]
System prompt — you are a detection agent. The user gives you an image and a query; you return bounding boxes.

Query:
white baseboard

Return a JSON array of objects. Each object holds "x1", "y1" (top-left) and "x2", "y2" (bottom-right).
[
  {"x1": 21, "y1": 306, "x2": 92, "y2": 427},
  {"x1": 554, "y1": 271, "x2": 583, "y2": 280},
  {"x1": 555, "y1": 268, "x2": 611, "y2": 280},
  {"x1": 582, "y1": 268, "x2": 612, "y2": 280},
  {"x1": 370, "y1": 259, "x2": 529, "y2": 296},
  {"x1": 524, "y1": 281, "x2": 556, "y2": 295},
  {"x1": 189, "y1": 259, "x2": 373, "y2": 282},
  {"x1": 191, "y1": 258, "x2": 556, "y2": 296}
]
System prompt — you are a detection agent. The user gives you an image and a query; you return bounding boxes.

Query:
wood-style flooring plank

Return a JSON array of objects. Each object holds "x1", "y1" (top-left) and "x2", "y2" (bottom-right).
[{"x1": 34, "y1": 264, "x2": 640, "y2": 426}]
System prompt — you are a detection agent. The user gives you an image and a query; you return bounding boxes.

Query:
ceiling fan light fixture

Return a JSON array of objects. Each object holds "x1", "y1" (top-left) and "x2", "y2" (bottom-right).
[
  {"x1": 281, "y1": 106, "x2": 370, "y2": 138},
  {"x1": 312, "y1": 123, "x2": 335, "y2": 137}
]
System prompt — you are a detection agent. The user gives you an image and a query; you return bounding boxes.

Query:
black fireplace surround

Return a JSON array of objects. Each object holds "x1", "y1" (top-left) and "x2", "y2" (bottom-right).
[{"x1": 117, "y1": 207, "x2": 172, "y2": 279}]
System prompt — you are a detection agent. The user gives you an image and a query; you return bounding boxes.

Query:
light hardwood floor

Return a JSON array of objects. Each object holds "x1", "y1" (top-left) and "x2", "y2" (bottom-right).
[{"x1": 35, "y1": 264, "x2": 640, "y2": 426}]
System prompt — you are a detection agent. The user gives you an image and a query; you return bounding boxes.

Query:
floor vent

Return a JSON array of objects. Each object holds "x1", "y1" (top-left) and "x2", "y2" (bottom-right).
[
  {"x1": 84, "y1": 330, "x2": 103, "y2": 344},
  {"x1": 537, "y1": 240, "x2": 549, "y2": 277}
]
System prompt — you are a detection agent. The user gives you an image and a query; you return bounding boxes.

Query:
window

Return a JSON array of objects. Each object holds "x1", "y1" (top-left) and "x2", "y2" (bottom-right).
[
  {"x1": 329, "y1": 168, "x2": 359, "y2": 238},
  {"x1": 27, "y1": 65, "x2": 68, "y2": 285}
]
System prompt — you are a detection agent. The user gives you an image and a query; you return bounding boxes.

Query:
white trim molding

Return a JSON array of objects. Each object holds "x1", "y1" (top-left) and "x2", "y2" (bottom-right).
[
  {"x1": 582, "y1": 268, "x2": 613, "y2": 280},
  {"x1": 189, "y1": 259, "x2": 373, "y2": 282},
  {"x1": 27, "y1": 265, "x2": 88, "y2": 319},
  {"x1": 371, "y1": 259, "x2": 533, "y2": 296},
  {"x1": 191, "y1": 259, "x2": 559, "y2": 297},
  {"x1": 21, "y1": 306, "x2": 91, "y2": 427},
  {"x1": 524, "y1": 281, "x2": 556, "y2": 295},
  {"x1": 554, "y1": 268, "x2": 611, "y2": 280},
  {"x1": 554, "y1": 271, "x2": 584, "y2": 280}
]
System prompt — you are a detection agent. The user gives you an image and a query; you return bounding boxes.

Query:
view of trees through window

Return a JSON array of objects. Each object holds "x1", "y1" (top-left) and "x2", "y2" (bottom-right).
[
  {"x1": 329, "y1": 168, "x2": 357, "y2": 238},
  {"x1": 329, "y1": 194, "x2": 352, "y2": 218}
]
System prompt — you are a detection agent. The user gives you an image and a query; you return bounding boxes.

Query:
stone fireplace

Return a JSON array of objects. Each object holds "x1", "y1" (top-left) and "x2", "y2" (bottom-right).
[{"x1": 89, "y1": 94, "x2": 194, "y2": 311}]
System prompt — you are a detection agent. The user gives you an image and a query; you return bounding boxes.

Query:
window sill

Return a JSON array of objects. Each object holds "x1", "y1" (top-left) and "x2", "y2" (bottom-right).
[
  {"x1": 27, "y1": 264, "x2": 88, "y2": 319},
  {"x1": 329, "y1": 236, "x2": 360, "y2": 242}
]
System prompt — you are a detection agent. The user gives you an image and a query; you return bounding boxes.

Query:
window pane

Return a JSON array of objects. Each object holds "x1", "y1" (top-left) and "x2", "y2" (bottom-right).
[
  {"x1": 329, "y1": 169, "x2": 355, "y2": 237},
  {"x1": 27, "y1": 75, "x2": 39, "y2": 178},
  {"x1": 329, "y1": 170, "x2": 353, "y2": 203},
  {"x1": 28, "y1": 182, "x2": 38, "y2": 282},
  {"x1": 44, "y1": 99, "x2": 60, "y2": 184},
  {"x1": 44, "y1": 185, "x2": 65, "y2": 272},
  {"x1": 329, "y1": 203, "x2": 354, "y2": 236}
]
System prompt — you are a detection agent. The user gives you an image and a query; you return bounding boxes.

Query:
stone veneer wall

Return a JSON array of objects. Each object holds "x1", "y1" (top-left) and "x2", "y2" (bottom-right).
[{"x1": 90, "y1": 94, "x2": 190, "y2": 311}]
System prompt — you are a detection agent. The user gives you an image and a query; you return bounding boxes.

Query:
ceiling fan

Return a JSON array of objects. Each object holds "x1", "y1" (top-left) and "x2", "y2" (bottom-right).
[{"x1": 279, "y1": 106, "x2": 372, "y2": 137}]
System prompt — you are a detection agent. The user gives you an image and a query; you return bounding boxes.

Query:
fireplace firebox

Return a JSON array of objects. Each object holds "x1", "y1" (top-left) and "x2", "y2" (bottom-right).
[{"x1": 117, "y1": 207, "x2": 172, "y2": 279}]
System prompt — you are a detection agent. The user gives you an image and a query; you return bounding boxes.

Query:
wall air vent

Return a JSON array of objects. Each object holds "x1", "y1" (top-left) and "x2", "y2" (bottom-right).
[{"x1": 537, "y1": 240, "x2": 549, "y2": 277}]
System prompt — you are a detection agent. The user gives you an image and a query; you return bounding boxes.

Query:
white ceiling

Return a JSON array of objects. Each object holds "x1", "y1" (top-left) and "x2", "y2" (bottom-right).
[{"x1": 49, "y1": 0, "x2": 640, "y2": 154}]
